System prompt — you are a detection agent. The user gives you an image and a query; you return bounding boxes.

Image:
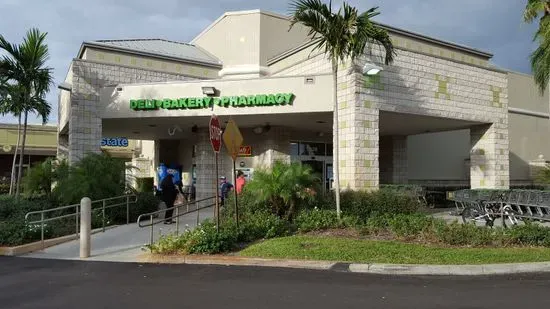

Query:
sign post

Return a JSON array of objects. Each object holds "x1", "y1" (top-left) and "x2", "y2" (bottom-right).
[
  {"x1": 209, "y1": 115, "x2": 222, "y2": 232},
  {"x1": 222, "y1": 118, "x2": 243, "y2": 228}
]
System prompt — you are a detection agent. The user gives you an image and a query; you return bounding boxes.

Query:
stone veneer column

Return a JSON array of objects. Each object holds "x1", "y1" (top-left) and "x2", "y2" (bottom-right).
[
  {"x1": 392, "y1": 136, "x2": 408, "y2": 184},
  {"x1": 195, "y1": 131, "x2": 217, "y2": 202},
  {"x1": 470, "y1": 123, "x2": 509, "y2": 189},
  {"x1": 69, "y1": 61, "x2": 102, "y2": 164},
  {"x1": 337, "y1": 61, "x2": 380, "y2": 191}
]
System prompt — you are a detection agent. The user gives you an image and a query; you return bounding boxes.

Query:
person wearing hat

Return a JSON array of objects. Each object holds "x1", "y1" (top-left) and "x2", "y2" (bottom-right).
[{"x1": 219, "y1": 176, "x2": 233, "y2": 207}]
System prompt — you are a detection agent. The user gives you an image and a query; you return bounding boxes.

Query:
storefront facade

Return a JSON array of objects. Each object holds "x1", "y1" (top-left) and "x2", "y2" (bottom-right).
[{"x1": 58, "y1": 10, "x2": 549, "y2": 199}]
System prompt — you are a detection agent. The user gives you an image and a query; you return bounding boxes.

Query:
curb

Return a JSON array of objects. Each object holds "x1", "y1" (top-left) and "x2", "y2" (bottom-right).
[{"x1": 138, "y1": 254, "x2": 550, "y2": 276}]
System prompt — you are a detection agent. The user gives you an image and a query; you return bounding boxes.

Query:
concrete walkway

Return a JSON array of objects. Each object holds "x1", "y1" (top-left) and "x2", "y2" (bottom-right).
[{"x1": 23, "y1": 206, "x2": 214, "y2": 262}]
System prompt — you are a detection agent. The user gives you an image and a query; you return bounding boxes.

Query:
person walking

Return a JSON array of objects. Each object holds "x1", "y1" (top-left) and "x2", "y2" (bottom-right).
[
  {"x1": 160, "y1": 174, "x2": 178, "y2": 224},
  {"x1": 236, "y1": 170, "x2": 246, "y2": 195},
  {"x1": 219, "y1": 176, "x2": 233, "y2": 207}
]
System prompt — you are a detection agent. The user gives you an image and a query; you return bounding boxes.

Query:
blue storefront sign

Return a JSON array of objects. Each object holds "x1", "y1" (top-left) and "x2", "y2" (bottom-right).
[{"x1": 101, "y1": 137, "x2": 129, "y2": 147}]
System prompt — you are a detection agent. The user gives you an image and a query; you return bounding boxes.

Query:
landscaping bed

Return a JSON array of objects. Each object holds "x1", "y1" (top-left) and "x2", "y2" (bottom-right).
[
  {"x1": 238, "y1": 235, "x2": 550, "y2": 265},
  {"x1": 147, "y1": 162, "x2": 550, "y2": 265}
]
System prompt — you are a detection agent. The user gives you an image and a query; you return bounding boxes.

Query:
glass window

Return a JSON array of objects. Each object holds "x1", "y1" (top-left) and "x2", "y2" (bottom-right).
[
  {"x1": 300, "y1": 142, "x2": 325, "y2": 156},
  {"x1": 290, "y1": 142, "x2": 299, "y2": 156},
  {"x1": 326, "y1": 143, "x2": 333, "y2": 156}
]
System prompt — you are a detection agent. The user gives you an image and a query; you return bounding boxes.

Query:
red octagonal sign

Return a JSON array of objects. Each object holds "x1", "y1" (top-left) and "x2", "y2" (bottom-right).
[{"x1": 209, "y1": 114, "x2": 222, "y2": 153}]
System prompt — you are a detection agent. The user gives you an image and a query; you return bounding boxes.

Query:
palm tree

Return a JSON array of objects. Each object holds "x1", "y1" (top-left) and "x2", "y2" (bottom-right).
[
  {"x1": 244, "y1": 161, "x2": 319, "y2": 220},
  {"x1": 289, "y1": 0, "x2": 395, "y2": 218},
  {"x1": 0, "y1": 28, "x2": 53, "y2": 197},
  {"x1": 0, "y1": 82, "x2": 25, "y2": 195},
  {"x1": 524, "y1": 0, "x2": 550, "y2": 93}
]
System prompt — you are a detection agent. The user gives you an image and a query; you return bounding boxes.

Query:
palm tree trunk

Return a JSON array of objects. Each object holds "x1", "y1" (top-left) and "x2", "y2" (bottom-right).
[
  {"x1": 332, "y1": 60, "x2": 341, "y2": 219},
  {"x1": 15, "y1": 111, "x2": 28, "y2": 198},
  {"x1": 9, "y1": 114, "x2": 22, "y2": 196}
]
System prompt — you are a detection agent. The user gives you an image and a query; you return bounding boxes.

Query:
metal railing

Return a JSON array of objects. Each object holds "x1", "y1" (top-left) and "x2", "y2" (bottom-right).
[
  {"x1": 137, "y1": 196, "x2": 216, "y2": 247},
  {"x1": 24, "y1": 194, "x2": 138, "y2": 249}
]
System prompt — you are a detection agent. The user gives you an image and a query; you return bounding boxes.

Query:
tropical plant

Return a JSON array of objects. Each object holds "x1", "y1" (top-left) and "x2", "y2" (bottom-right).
[
  {"x1": 0, "y1": 83, "x2": 24, "y2": 195},
  {"x1": 289, "y1": 0, "x2": 395, "y2": 218},
  {"x1": 524, "y1": 0, "x2": 550, "y2": 93},
  {"x1": 53, "y1": 153, "x2": 133, "y2": 205},
  {"x1": 0, "y1": 28, "x2": 53, "y2": 197},
  {"x1": 243, "y1": 161, "x2": 319, "y2": 220}
]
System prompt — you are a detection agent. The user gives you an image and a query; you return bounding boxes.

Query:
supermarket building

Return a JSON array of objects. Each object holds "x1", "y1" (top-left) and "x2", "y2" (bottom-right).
[{"x1": 57, "y1": 10, "x2": 550, "y2": 199}]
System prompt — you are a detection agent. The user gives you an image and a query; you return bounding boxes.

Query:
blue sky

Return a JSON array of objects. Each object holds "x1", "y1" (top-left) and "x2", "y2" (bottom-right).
[{"x1": 0, "y1": 0, "x2": 539, "y2": 125}]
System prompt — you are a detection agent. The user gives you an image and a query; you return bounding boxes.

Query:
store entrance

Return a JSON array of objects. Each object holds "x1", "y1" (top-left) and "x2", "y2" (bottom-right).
[{"x1": 290, "y1": 141, "x2": 333, "y2": 193}]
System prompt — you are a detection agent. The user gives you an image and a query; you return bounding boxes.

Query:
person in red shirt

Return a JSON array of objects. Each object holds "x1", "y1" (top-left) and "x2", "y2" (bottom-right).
[{"x1": 236, "y1": 170, "x2": 246, "y2": 195}]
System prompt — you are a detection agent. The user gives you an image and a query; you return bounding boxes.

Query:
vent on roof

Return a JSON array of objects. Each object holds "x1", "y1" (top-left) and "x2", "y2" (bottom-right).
[{"x1": 304, "y1": 76, "x2": 315, "y2": 84}]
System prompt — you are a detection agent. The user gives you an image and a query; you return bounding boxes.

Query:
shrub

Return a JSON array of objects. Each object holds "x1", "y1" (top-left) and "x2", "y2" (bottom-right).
[
  {"x1": 243, "y1": 161, "x2": 319, "y2": 220},
  {"x1": 136, "y1": 177, "x2": 154, "y2": 193},
  {"x1": 150, "y1": 221, "x2": 238, "y2": 255},
  {"x1": 339, "y1": 189, "x2": 422, "y2": 221},
  {"x1": 433, "y1": 222, "x2": 504, "y2": 247},
  {"x1": 508, "y1": 223, "x2": 550, "y2": 247},
  {"x1": 295, "y1": 209, "x2": 348, "y2": 232},
  {"x1": 53, "y1": 153, "x2": 131, "y2": 205},
  {"x1": 233, "y1": 211, "x2": 291, "y2": 242},
  {"x1": 107, "y1": 192, "x2": 159, "y2": 224}
]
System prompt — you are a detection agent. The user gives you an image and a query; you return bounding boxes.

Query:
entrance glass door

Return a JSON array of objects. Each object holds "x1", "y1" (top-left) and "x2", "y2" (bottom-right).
[{"x1": 290, "y1": 141, "x2": 333, "y2": 194}]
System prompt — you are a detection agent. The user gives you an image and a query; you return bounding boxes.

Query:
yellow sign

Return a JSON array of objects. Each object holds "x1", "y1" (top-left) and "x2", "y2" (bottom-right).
[{"x1": 222, "y1": 119, "x2": 243, "y2": 161}]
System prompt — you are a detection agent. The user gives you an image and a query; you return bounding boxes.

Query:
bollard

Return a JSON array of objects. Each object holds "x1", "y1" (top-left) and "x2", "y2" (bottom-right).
[{"x1": 80, "y1": 197, "x2": 92, "y2": 258}]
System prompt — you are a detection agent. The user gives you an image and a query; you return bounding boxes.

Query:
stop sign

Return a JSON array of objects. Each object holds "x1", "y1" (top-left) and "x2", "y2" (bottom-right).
[{"x1": 209, "y1": 114, "x2": 222, "y2": 153}]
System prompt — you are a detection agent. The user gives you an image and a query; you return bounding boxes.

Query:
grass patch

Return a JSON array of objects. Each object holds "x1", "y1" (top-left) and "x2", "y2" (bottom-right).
[{"x1": 239, "y1": 235, "x2": 550, "y2": 265}]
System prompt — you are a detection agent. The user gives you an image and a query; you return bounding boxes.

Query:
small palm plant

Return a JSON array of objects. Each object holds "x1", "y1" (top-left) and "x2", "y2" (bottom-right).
[{"x1": 244, "y1": 161, "x2": 319, "y2": 220}]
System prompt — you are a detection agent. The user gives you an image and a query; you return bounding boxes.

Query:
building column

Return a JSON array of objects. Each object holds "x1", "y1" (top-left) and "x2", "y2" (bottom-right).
[
  {"x1": 337, "y1": 61, "x2": 379, "y2": 191},
  {"x1": 68, "y1": 61, "x2": 102, "y2": 164},
  {"x1": 392, "y1": 136, "x2": 408, "y2": 184},
  {"x1": 195, "y1": 131, "x2": 217, "y2": 202},
  {"x1": 470, "y1": 123, "x2": 509, "y2": 189}
]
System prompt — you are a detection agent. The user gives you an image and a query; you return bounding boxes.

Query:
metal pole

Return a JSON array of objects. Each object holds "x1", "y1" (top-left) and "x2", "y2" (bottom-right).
[
  {"x1": 149, "y1": 216, "x2": 154, "y2": 247},
  {"x1": 233, "y1": 159, "x2": 238, "y2": 228},
  {"x1": 80, "y1": 197, "x2": 92, "y2": 258},
  {"x1": 75, "y1": 205, "x2": 79, "y2": 237},
  {"x1": 196, "y1": 203, "x2": 200, "y2": 226},
  {"x1": 215, "y1": 152, "x2": 220, "y2": 232},
  {"x1": 41, "y1": 212, "x2": 45, "y2": 250},
  {"x1": 175, "y1": 203, "x2": 180, "y2": 235},
  {"x1": 126, "y1": 195, "x2": 130, "y2": 225},
  {"x1": 102, "y1": 200, "x2": 106, "y2": 232}
]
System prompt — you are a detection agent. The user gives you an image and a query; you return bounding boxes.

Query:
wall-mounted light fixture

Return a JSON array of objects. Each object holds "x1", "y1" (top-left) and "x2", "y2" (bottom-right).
[
  {"x1": 362, "y1": 63, "x2": 383, "y2": 76},
  {"x1": 58, "y1": 82, "x2": 72, "y2": 92},
  {"x1": 201, "y1": 86, "x2": 217, "y2": 96}
]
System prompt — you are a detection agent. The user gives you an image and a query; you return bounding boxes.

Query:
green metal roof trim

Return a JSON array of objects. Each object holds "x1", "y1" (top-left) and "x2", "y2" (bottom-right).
[{"x1": 81, "y1": 39, "x2": 222, "y2": 67}]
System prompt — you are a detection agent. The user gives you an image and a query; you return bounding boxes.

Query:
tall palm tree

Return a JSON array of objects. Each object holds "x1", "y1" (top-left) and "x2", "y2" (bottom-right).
[
  {"x1": 524, "y1": 0, "x2": 550, "y2": 93},
  {"x1": 289, "y1": 0, "x2": 395, "y2": 218},
  {"x1": 0, "y1": 82, "x2": 25, "y2": 195},
  {"x1": 0, "y1": 29, "x2": 53, "y2": 197}
]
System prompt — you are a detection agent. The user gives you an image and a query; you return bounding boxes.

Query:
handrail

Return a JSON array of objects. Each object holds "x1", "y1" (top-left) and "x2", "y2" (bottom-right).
[
  {"x1": 24, "y1": 194, "x2": 138, "y2": 249},
  {"x1": 137, "y1": 196, "x2": 216, "y2": 247}
]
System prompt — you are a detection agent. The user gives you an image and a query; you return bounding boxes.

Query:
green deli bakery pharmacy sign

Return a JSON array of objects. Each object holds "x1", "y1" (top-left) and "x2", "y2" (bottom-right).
[{"x1": 130, "y1": 93, "x2": 295, "y2": 111}]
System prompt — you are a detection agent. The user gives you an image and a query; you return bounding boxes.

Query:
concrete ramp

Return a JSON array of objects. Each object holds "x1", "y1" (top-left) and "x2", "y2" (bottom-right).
[{"x1": 24, "y1": 207, "x2": 214, "y2": 262}]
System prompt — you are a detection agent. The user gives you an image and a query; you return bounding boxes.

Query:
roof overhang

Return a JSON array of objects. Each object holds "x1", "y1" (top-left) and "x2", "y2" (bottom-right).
[{"x1": 77, "y1": 42, "x2": 223, "y2": 69}]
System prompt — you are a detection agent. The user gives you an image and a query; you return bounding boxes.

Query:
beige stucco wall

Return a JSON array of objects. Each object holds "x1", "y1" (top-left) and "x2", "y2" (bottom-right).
[
  {"x1": 509, "y1": 113, "x2": 550, "y2": 180},
  {"x1": 58, "y1": 63, "x2": 73, "y2": 133},
  {"x1": 99, "y1": 74, "x2": 334, "y2": 119},
  {"x1": 508, "y1": 71, "x2": 549, "y2": 113},
  {"x1": 193, "y1": 12, "x2": 261, "y2": 68},
  {"x1": 407, "y1": 130, "x2": 470, "y2": 181},
  {"x1": 259, "y1": 13, "x2": 310, "y2": 66}
]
